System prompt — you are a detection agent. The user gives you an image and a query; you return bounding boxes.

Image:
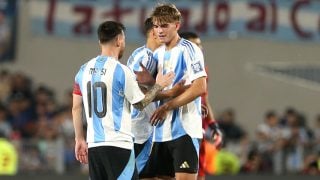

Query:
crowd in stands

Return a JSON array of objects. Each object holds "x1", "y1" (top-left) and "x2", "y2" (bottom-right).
[
  {"x1": 0, "y1": 69, "x2": 77, "y2": 174},
  {"x1": 0, "y1": 69, "x2": 319, "y2": 175},
  {"x1": 217, "y1": 108, "x2": 320, "y2": 175}
]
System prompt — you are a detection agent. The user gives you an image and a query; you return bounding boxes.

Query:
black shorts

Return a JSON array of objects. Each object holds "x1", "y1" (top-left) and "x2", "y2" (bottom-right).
[
  {"x1": 148, "y1": 134, "x2": 200, "y2": 177},
  {"x1": 88, "y1": 146, "x2": 138, "y2": 180},
  {"x1": 134, "y1": 137, "x2": 155, "y2": 179}
]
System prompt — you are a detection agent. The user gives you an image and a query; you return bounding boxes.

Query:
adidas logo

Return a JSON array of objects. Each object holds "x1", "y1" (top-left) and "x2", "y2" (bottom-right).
[{"x1": 179, "y1": 161, "x2": 190, "y2": 169}]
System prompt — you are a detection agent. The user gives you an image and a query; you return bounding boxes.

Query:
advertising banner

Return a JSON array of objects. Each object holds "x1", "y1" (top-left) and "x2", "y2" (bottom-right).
[{"x1": 30, "y1": 0, "x2": 320, "y2": 43}]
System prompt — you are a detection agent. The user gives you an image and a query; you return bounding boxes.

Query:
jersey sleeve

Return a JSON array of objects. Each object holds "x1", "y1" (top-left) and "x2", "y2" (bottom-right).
[
  {"x1": 73, "y1": 83, "x2": 82, "y2": 96},
  {"x1": 73, "y1": 68, "x2": 83, "y2": 96},
  {"x1": 127, "y1": 55, "x2": 134, "y2": 68},
  {"x1": 122, "y1": 65, "x2": 145, "y2": 104},
  {"x1": 128, "y1": 48, "x2": 158, "y2": 78},
  {"x1": 184, "y1": 45, "x2": 207, "y2": 82},
  {"x1": 144, "y1": 50, "x2": 158, "y2": 77}
]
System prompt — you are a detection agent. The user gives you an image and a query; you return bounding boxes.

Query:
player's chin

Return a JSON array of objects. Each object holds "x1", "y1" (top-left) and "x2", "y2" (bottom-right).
[{"x1": 158, "y1": 37, "x2": 166, "y2": 43}]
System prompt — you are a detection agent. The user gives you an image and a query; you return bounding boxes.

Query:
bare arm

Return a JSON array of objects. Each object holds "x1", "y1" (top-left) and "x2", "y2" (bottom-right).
[
  {"x1": 204, "y1": 94, "x2": 216, "y2": 123},
  {"x1": 133, "y1": 84, "x2": 163, "y2": 110},
  {"x1": 154, "y1": 80, "x2": 190, "y2": 101},
  {"x1": 72, "y1": 94, "x2": 88, "y2": 164},
  {"x1": 150, "y1": 77, "x2": 207, "y2": 125},
  {"x1": 202, "y1": 89, "x2": 224, "y2": 149},
  {"x1": 164, "y1": 77, "x2": 206, "y2": 110},
  {"x1": 72, "y1": 95, "x2": 85, "y2": 141},
  {"x1": 133, "y1": 70, "x2": 175, "y2": 111}
]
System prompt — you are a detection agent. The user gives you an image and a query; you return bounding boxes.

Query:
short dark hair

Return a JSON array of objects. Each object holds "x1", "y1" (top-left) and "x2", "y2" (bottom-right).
[
  {"x1": 97, "y1": 21, "x2": 125, "y2": 44},
  {"x1": 179, "y1": 31, "x2": 199, "y2": 40},
  {"x1": 265, "y1": 110, "x2": 276, "y2": 119},
  {"x1": 143, "y1": 17, "x2": 154, "y2": 37}
]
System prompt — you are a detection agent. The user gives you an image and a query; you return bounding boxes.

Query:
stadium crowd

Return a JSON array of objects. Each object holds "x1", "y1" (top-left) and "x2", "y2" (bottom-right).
[{"x1": 0, "y1": 68, "x2": 319, "y2": 175}]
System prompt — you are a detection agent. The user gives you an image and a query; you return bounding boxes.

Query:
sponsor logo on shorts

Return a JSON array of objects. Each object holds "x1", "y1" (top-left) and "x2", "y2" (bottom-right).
[{"x1": 180, "y1": 161, "x2": 190, "y2": 169}]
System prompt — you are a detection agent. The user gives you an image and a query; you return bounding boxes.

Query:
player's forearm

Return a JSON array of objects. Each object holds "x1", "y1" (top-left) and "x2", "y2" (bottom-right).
[
  {"x1": 165, "y1": 77, "x2": 206, "y2": 110},
  {"x1": 72, "y1": 106, "x2": 85, "y2": 141},
  {"x1": 204, "y1": 95, "x2": 216, "y2": 122},
  {"x1": 133, "y1": 84, "x2": 163, "y2": 110},
  {"x1": 154, "y1": 84, "x2": 189, "y2": 101},
  {"x1": 154, "y1": 89, "x2": 174, "y2": 101}
]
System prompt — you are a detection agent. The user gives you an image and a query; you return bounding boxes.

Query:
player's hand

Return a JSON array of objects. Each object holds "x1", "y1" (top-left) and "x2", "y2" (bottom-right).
[
  {"x1": 134, "y1": 62, "x2": 156, "y2": 86},
  {"x1": 75, "y1": 139, "x2": 88, "y2": 164},
  {"x1": 155, "y1": 67, "x2": 175, "y2": 88},
  {"x1": 150, "y1": 103, "x2": 169, "y2": 126},
  {"x1": 169, "y1": 79, "x2": 190, "y2": 97},
  {"x1": 201, "y1": 104, "x2": 209, "y2": 118},
  {"x1": 204, "y1": 122, "x2": 223, "y2": 149}
]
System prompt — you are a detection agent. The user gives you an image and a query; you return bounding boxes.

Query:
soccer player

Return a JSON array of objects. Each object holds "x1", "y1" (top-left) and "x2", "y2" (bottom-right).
[
  {"x1": 127, "y1": 17, "x2": 161, "y2": 178},
  {"x1": 179, "y1": 31, "x2": 223, "y2": 180},
  {"x1": 72, "y1": 21, "x2": 174, "y2": 180},
  {"x1": 137, "y1": 3, "x2": 207, "y2": 180}
]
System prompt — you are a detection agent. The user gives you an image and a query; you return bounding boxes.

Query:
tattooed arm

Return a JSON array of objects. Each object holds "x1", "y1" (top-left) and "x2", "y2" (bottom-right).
[
  {"x1": 133, "y1": 84, "x2": 163, "y2": 111},
  {"x1": 133, "y1": 67, "x2": 175, "y2": 110}
]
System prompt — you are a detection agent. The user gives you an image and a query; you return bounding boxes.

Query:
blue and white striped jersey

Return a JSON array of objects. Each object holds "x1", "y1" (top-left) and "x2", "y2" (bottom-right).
[
  {"x1": 153, "y1": 38, "x2": 207, "y2": 142},
  {"x1": 74, "y1": 55, "x2": 145, "y2": 149},
  {"x1": 127, "y1": 46, "x2": 157, "y2": 144}
]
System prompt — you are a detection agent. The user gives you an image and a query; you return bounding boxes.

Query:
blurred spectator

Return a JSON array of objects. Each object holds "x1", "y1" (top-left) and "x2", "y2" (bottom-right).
[
  {"x1": 0, "y1": 69, "x2": 11, "y2": 103},
  {"x1": 9, "y1": 72, "x2": 33, "y2": 98},
  {"x1": 298, "y1": 113, "x2": 314, "y2": 144},
  {"x1": 218, "y1": 108, "x2": 246, "y2": 143},
  {"x1": 256, "y1": 111, "x2": 283, "y2": 151},
  {"x1": 5, "y1": 72, "x2": 36, "y2": 139},
  {"x1": 34, "y1": 85, "x2": 58, "y2": 140},
  {"x1": 302, "y1": 153, "x2": 320, "y2": 175},
  {"x1": 314, "y1": 115, "x2": 320, "y2": 152},
  {"x1": 284, "y1": 113, "x2": 311, "y2": 173},
  {"x1": 279, "y1": 107, "x2": 297, "y2": 127},
  {"x1": 217, "y1": 108, "x2": 250, "y2": 170},
  {"x1": 55, "y1": 89, "x2": 74, "y2": 138},
  {"x1": 240, "y1": 149, "x2": 267, "y2": 174},
  {"x1": 54, "y1": 90, "x2": 77, "y2": 171},
  {"x1": 19, "y1": 143, "x2": 42, "y2": 172},
  {"x1": 0, "y1": 103, "x2": 12, "y2": 138},
  {"x1": 255, "y1": 110, "x2": 286, "y2": 172},
  {"x1": 7, "y1": 92, "x2": 37, "y2": 138}
]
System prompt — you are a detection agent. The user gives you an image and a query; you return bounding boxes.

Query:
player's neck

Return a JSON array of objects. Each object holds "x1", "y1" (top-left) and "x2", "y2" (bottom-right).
[
  {"x1": 101, "y1": 46, "x2": 119, "y2": 60},
  {"x1": 146, "y1": 39, "x2": 160, "y2": 52},
  {"x1": 165, "y1": 34, "x2": 180, "y2": 51}
]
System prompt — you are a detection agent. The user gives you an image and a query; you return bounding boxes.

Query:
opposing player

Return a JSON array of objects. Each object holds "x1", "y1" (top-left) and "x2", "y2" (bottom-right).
[
  {"x1": 135, "y1": 4, "x2": 207, "y2": 180},
  {"x1": 179, "y1": 31, "x2": 223, "y2": 180},
  {"x1": 72, "y1": 21, "x2": 174, "y2": 180}
]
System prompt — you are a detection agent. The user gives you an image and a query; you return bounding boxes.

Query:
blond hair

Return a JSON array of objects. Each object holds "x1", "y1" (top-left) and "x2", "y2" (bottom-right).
[{"x1": 151, "y1": 3, "x2": 181, "y2": 24}]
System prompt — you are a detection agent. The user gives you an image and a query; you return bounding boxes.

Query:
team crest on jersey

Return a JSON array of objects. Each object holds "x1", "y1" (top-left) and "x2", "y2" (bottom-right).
[
  {"x1": 119, "y1": 90, "x2": 124, "y2": 97},
  {"x1": 164, "y1": 61, "x2": 174, "y2": 72},
  {"x1": 191, "y1": 61, "x2": 203, "y2": 73}
]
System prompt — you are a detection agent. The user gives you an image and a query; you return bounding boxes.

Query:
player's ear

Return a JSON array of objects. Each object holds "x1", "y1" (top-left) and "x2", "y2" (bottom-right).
[
  {"x1": 175, "y1": 22, "x2": 181, "y2": 31},
  {"x1": 151, "y1": 30, "x2": 157, "y2": 40},
  {"x1": 115, "y1": 35, "x2": 121, "y2": 47}
]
